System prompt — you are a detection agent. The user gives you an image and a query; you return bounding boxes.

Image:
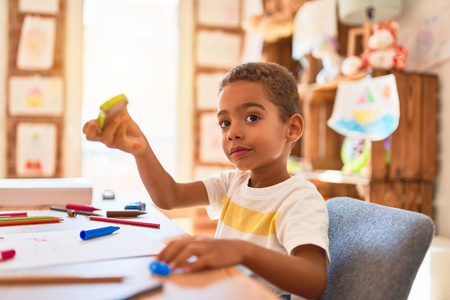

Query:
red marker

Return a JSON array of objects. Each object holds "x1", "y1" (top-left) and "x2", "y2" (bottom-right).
[
  {"x1": 88, "y1": 216, "x2": 160, "y2": 229},
  {"x1": 66, "y1": 204, "x2": 100, "y2": 212},
  {"x1": 0, "y1": 212, "x2": 27, "y2": 218},
  {"x1": 0, "y1": 249, "x2": 16, "y2": 262}
]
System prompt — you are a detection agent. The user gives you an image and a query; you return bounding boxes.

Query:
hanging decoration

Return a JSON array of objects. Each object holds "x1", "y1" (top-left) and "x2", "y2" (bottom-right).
[{"x1": 328, "y1": 74, "x2": 400, "y2": 141}]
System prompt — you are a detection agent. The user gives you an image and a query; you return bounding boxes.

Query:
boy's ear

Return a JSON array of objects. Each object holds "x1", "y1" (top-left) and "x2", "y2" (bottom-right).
[{"x1": 286, "y1": 114, "x2": 304, "y2": 143}]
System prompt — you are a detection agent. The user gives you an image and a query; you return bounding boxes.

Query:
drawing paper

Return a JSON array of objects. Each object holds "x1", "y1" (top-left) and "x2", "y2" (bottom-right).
[{"x1": 0, "y1": 226, "x2": 165, "y2": 272}]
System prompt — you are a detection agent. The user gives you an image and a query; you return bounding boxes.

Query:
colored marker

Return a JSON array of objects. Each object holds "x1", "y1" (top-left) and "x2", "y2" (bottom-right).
[
  {"x1": 50, "y1": 206, "x2": 101, "y2": 216},
  {"x1": 0, "y1": 218, "x2": 62, "y2": 227},
  {"x1": 0, "y1": 275, "x2": 124, "y2": 284},
  {"x1": 0, "y1": 249, "x2": 16, "y2": 262},
  {"x1": 88, "y1": 216, "x2": 160, "y2": 229},
  {"x1": 149, "y1": 261, "x2": 171, "y2": 277},
  {"x1": 80, "y1": 226, "x2": 120, "y2": 240},
  {"x1": 66, "y1": 204, "x2": 100, "y2": 212},
  {"x1": 106, "y1": 211, "x2": 147, "y2": 218},
  {"x1": 0, "y1": 212, "x2": 27, "y2": 218},
  {"x1": 0, "y1": 216, "x2": 56, "y2": 222}
]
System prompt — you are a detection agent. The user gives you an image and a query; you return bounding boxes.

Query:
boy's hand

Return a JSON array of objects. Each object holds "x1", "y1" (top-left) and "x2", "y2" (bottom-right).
[
  {"x1": 82, "y1": 113, "x2": 149, "y2": 157},
  {"x1": 156, "y1": 236, "x2": 248, "y2": 273}
]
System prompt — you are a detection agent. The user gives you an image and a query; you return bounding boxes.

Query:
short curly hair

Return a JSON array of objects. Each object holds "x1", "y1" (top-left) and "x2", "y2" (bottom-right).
[{"x1": 218, "y1": 62, "x2": 301, "y2": 122}]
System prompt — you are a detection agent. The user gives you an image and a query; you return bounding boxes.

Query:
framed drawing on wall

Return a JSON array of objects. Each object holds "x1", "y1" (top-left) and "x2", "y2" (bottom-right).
[
  {"x1": 15, "y1": 122, "x2": 57, "y2": 177},
  {"x1": 196, "y1": 30, "x2": 243, "y2": 69},
  {"x1": 196, "y1": 72, "x2": 227, "y2": 109},
  {"x1": 197, "y1": 0, "x2": 241, "y2": 28},
  {"x1": 9, "y1": 76, "x2": 64, "y2": 116},
  {"x1": 198, "y1": 112, "x2": 229, "y2": 164}
]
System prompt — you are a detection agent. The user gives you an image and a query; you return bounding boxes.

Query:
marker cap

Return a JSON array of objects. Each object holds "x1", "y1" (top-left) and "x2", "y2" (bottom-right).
[
  {"x1": 149, "y1": 261, "x2": 171, "y2": 277},
  {"x1": 80, "y1": 226, "x2": 120, "y2": 240},
  {"x1": 0, "y1": 249, "x2": 16, "y2": 261}
]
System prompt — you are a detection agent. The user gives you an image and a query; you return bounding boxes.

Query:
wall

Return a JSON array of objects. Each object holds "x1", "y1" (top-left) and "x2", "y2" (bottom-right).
[
  {"x1": 397, "y1": 0, "x2": 450, "y2": 237},
  {"x1": 0, "y1": 0, "x2": 7, "y2": 178},
  {"x1": 0, "y1": 0, "x2": 83, "y2": 178}
]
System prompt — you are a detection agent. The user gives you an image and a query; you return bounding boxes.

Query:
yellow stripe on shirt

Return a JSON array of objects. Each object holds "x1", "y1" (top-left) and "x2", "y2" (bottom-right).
[{"x1": 219, "y1": 196, "x2": 280, "y2": 236}]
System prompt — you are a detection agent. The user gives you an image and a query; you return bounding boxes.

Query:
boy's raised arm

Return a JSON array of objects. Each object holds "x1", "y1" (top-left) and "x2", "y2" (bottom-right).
[{"x1": 82, "y1": 114, "x2": 209, "y2": 210}]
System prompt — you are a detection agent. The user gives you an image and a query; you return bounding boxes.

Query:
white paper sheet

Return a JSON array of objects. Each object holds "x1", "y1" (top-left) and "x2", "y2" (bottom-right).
[
  {"x1": 398, "y1": 6, "x2": 450, "y2": 71},
  {"x1": 327, "y1": 75, "x2": 400, "y2": 141},
  {"x1": 199, "y1": 112, "x2": 229, "y2": 163},
  {"x1": 9, "y1": 76, "x2": 63, "y2": 116},
  {"x1": 197, "y1": 0, "x2": 240, "y2": 28},
  {"x1": 17, "y1": 15, "x2": 56, "y2": 70},
  {"x1": 196, "y1": 72, "x2": 225, "y2": 109},
  {"x1": 16, "y1": 123, "x2": 57, "y2": 177},
  {"x1": 196, "y1": 31, "x2": 242, "y2": 68},
  {"x1": 0, "y1": 227, "x2": 165, "y2": 272}
]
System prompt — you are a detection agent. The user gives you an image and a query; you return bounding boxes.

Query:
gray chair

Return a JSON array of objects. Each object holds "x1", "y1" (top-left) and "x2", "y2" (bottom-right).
[{"x1": 319, "y1": 197, "x2": 434, "y2": 300}]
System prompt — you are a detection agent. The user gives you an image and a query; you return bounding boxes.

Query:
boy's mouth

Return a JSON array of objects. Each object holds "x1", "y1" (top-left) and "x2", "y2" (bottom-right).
[{"x1": 230, "y1": 147, "x2": 251, "y2": 158}]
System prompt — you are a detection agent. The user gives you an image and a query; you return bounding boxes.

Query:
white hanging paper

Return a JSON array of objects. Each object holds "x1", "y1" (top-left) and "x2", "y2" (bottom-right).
[
  {"x1": 19, "y1": 0, "x2": 59, "y2": 14},
  {"x1": 9, "y1": 76, "x2": 63, "y2": 116},
  {"x1": 196, "y1": 31, "x2": 242, "y2": 68},
  {"x1": 327, "y1": 75, "x2": 400, "y2": 141},
  {"x1": 197, "y1": 0, "x2": 240, "y2": 28},
  {"x1": 196, "y1": 72, "x2": 226, "y2": 109},
  {"x1": 17, "y1": 15, "x2": 56, "y2": 70},
  {"x1": 199, "y1": 113, "x2": 229, "y2": 163},
  {"x1": 16, "y1": 123, "x2": 57, "y2": 177}
]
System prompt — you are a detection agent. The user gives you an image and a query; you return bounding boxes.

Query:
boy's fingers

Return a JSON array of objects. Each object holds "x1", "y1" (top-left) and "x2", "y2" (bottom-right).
[
  {"x1": 102, "y1": 116, "x2": 122, "y2": 147},
  {"x1": 183, "y1": 258, "x2": 208, "y2": 273},
  {"x1": 158, "y1": 238, "x2": 194, "y2": 263},
  {"x1": 83, "y1": 120, "x2": 101, "y2": 141},
  {"x1": 169, "y1": 246, "x2": 201, "y2": 269}
]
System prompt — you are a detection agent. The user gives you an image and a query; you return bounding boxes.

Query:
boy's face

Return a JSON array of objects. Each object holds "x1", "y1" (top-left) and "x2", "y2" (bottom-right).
[{"x1": 217, "y1": 81, "x2": 292, "y2": 173}]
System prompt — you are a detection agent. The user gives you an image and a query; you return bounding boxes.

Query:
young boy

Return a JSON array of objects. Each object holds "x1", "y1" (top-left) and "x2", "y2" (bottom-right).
[{"x1": 83, "y1": 62, "x2": 329, "y2": 299}]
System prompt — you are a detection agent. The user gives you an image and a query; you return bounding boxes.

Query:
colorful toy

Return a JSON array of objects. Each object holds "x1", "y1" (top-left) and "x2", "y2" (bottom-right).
[
  {"x1": 312, "y1": 37, "x2": 344, "y2": 84},
  {"x1": 341, "y1": 20, "x2": 408, "y2": 76}
]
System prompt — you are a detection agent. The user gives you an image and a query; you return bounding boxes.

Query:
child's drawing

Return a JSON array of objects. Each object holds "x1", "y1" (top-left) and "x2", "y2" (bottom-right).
[
  {"x1": 328, "y1": 74, "x2": 400, "y2": 141},
  {"x1": 9, "y1": 76, "x2": 63, "y2": 116},
  {"x1": 399, "y1": 6, "x2": 450, "y2": 71},
  {"x1": 15, "y1": 123, "x2": 57, "y2": 177},
  {"x1": 0, "y1": 227, "x2": 165, "y2": 272},
  {"x1": 17, "y1": 15, "x2": 56, "y2": 70}
]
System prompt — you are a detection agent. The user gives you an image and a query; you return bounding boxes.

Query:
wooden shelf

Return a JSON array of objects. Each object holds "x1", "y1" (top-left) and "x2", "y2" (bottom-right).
[
  {"x1": 296, "y1": 70, "x2": 439, "y2": 219},
  {"x1": 299, "y1": 170, "x2": 370, "y2": 186}
]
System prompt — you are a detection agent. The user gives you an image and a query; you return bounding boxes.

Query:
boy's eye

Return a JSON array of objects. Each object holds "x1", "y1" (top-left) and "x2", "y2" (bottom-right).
[
  {"x1": 219, "y1": 120, "x2": 231, "y2": 128},
  {"x1": 245, "y1": 114, "x2": 259, "y2": 122}
]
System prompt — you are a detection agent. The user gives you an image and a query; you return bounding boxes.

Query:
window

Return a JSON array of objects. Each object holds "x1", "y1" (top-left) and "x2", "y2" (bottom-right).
[{"x1": 81, "y1": 0, "x2": 179, "y2": 201}]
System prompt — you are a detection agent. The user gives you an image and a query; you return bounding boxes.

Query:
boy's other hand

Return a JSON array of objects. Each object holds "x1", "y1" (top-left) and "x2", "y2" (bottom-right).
[
  {"x1": 82, "y1": 114, "x2": 149, "y2": 157},
  {"x1": 156, "y1": 236, "x2": 247, "y2": 273}
]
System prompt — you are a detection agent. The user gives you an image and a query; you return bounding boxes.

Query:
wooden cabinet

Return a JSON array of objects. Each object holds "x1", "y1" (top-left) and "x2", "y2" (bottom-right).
[{"x1": 296, "y1": 70, "x2": 439, "y2": 219}]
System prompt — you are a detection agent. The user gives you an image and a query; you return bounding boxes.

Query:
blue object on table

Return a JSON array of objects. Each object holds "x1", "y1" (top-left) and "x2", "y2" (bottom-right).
[
  {"x1": 125, "y1": 202, "x2": 146, "y2": 211},
  {"x1": 80, "y1": 226, "x2": 120, "y2": 240},
  {"x1": 149, "y1": 261, "x2": 171, "y2": 277}
]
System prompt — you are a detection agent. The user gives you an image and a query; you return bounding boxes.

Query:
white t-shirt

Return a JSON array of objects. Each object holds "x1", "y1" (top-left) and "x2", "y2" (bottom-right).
[{"x1": 202, "y1": 170, "x2": 330, "y2": 298}]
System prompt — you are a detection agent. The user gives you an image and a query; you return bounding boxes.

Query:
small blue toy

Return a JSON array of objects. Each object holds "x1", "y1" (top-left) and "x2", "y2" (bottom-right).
[{"x1": 149, "y1": 261, "x2": 171, "y2": 277}]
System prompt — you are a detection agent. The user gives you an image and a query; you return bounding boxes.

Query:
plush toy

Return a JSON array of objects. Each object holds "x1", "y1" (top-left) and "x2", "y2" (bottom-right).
[
  {"x1": 312, "y1": 37, "x2": 344, "y2": 84},
  {"x1": 341, "y1": 20, "x2": 408, "y2": 76}
]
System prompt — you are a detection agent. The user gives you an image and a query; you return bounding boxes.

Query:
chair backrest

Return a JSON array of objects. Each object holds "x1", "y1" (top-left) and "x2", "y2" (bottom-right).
[{"x1": 319, "y1": 197, "x2": 434, "y2": 300}]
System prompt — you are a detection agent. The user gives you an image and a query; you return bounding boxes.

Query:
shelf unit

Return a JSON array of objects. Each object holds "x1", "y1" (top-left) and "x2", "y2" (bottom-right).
[{"x1": 296, "y1": 70, "x2": 439, "y2": 219}]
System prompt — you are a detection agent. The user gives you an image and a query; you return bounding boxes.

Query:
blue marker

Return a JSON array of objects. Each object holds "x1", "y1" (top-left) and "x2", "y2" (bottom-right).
[
  {"x1": 149, "y1": 261, "x2": 171, "y2": 277},
  {"x1": 80, "y1": 226, "x2": 120, "y2": 240}
]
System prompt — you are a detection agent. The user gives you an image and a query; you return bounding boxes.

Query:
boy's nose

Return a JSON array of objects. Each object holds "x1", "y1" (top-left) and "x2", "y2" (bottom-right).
[{"x1": 227, "y1": 126, "x2": 242, "y2": 140}]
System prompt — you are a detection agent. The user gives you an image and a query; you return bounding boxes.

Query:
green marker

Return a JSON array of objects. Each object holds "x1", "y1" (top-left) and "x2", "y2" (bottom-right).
[
  {"x1": 0, "y1": 216, "x2": 57, "y2": 222},
  {"x1": 97, "y1": 94, "x2": 128, "y2": 131}
]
